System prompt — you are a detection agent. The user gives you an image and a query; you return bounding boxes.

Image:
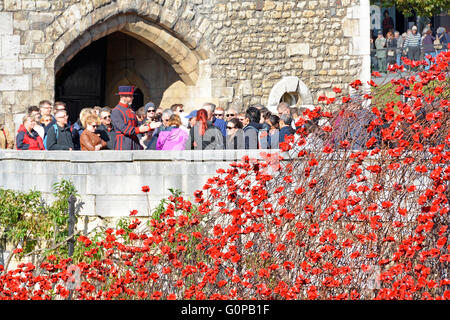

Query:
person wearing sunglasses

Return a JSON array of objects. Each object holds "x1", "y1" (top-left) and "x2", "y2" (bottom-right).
[
  {"x1": 144, "y1": 109, "x2": 173, "y2": 150},
  {"x1": 214, "y1": 107, "x2": 225, "y2": 120},
  {"x1": 144, "y1": 102, "x2": 156, "y2": 122},
  {"x1": 225, "y1": 108, "x2": 237, "y2": 121},
  {"x1": 237, "y1": 112, "x2": 246, "y2": 123},
  {"x1": 170, "y1": 103, "x2": 191, "y2": 129},
  {"x1": 203, "y1": 102, "x2": 227, "y2": 137},
  {"x1": 225, "y1": 118, "x2": 244, "y2": 149},
  {"x1": 80, "y1": 114, "x2": 108, "y2": 151},
  {"x1": 45, "y1": 109, "x2": 74, "y2": 151},
  {"x1": 170, "y1": 104, "x2": 184, "y2": 116},
  {"x1": 97, "y1": 108, "x2": 116, "y2": 150}
]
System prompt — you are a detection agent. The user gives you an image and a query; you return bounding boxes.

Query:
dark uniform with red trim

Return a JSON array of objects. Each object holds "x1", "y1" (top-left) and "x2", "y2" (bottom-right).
[{"x1": 111, "y1": 102, "x2": 143, "y2": 150}]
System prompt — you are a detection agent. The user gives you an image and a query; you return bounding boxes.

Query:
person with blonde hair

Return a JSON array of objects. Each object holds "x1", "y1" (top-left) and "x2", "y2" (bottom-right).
[
  {"x1": 16, "y1": 114, "x2": 45, "y2": 150},
  {"x1": 41, "y1": 114, "x2": 52, "y2": 127},
  {"x1": 72, "y1": 107, "x2": 94, "y2": 150},
  {"x1": 156, "y1": 114, "x2": 189, "y2": 150},
  {"x1": 80, "y1": 114, "x2": 107, "y2": 151},
  {"x1": 93, "y1": 106, "x2": 102, "y2": 116}
]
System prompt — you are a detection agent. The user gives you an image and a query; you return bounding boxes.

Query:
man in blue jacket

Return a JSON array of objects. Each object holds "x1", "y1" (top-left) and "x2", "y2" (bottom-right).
[{"x1": 279, "y1": 114, "x2": 296, "y2": 143}]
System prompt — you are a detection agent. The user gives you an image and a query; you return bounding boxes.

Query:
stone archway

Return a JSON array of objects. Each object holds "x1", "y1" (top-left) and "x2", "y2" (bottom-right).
[
  {"x1": 40, "y1": 1, "x2": 238, "y2": 112},
  {"x1": 51, "y1": 14, "x2": 202, "y2": 86}
]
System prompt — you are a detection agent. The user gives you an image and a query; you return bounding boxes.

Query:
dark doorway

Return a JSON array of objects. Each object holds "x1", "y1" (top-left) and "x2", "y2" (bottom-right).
[
  {"x1": 395, "y1": 9, "x2": 406, "y2": 34},
  {"x1": 55, "y1": 38, "x2": 107, "y2": 123},
  {"x1": 130, "y1": 87, "x2": 144, "y2": 111},
  {"x1": 55, "y1": 31, "x2": 182, "y2": 122}
]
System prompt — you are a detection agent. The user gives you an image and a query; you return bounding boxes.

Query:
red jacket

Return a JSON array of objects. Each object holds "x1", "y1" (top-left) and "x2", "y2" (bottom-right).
[{"x1": 16, "y1": 124, "x2": 45, "y2": 150}]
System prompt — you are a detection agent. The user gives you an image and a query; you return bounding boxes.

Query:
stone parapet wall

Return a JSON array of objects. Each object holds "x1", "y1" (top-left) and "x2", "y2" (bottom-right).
[
  {"x1": 0, "y1": 149, "x2": 274, "y2": 220},
  {"x1": 0, "y1": 0, "x2": 370, "y2": 135}
]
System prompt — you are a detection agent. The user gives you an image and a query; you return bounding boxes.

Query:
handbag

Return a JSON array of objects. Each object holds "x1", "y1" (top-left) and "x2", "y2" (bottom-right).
[
  {"x1": 434, "y1": 35, "x2": 443, "y2": 50},
  {"x1": 387, "y1": 50, "x2": 395, "y2": 56}
]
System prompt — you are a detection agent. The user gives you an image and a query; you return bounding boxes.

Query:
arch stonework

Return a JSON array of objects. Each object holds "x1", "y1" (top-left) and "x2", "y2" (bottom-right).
[
  {"x1": 46, "y1": 8, "x2": 207, "y2": 86},
  {"x1": 39, "y1": 0, "x2": 234, "y2": 112},
  {"x1": 266, "y1": 76, "x2": 314, "y2": 113}
]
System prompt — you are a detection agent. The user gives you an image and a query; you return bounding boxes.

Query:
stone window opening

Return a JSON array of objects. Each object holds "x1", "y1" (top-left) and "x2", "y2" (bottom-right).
[
  {"x1": 267, "y1": 76, "x2": 313, "y2": 114},
  {"x1": 280, "y1": 92, "x2": 303, "y2": 107}
]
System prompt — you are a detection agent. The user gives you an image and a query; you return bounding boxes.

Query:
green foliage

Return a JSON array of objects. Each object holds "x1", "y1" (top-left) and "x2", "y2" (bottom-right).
[
  {"x1": 0, "y1": 189, "x2": 45, "y2": 249},
  {"x1": 0, "y1": 179, "x2": 79, "y2": 259},
  {"x1": 372, "y1": 0, "x2": 450, "y2": 17},
  {"x1": 151, "y1": 188, "x2": 183, "y2": 222}
]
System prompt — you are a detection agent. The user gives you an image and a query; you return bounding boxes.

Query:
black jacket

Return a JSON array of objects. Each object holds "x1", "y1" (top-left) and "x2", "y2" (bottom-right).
[
  {"x1": 244, "y1": 122, "x2": 262, "y2": 149},
  {"x1": 279, "y1": 125, "x2": 295, "y2": 143},
  {"x1": 97, "y1": 124, "x2": 116, "y2": 150},
  {"x1": 46, "y1": 124, "x2": 74, "y2": 150}
]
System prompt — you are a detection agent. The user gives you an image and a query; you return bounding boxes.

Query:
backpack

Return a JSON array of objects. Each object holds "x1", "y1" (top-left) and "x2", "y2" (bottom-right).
[{"x1": 43, "y1": 123, "x2": 58, "y2": 150}]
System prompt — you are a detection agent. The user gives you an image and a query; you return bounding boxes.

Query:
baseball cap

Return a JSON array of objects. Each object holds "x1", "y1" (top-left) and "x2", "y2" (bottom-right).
[{"x1": 185, "y1": 110, "x2": 197, "y2": 119}]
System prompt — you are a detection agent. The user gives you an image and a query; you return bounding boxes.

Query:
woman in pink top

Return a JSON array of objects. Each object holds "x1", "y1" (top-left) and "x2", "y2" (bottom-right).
[{"x1": 156, "y1": 114, "x2": 188, "y2": 150}]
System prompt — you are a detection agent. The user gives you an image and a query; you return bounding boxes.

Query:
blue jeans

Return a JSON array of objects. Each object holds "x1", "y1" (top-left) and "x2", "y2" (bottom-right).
[{"x1": 396, "y1": 53, "x2": 402, "y2": 66}]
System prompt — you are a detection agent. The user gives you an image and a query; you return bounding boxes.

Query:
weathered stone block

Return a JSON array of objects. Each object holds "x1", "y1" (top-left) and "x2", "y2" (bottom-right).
[
  {"x1": 286, "y1": 43, "x2": 310, "y2": 57},
  {"x1": 303, "y1": 58, "x2": 317, "y2": 71},
  {"x1": 0, "y1": 13, "x2": 13, "y2": 35},
  {"x1": 0, "y1": 75, "x2": 31, "y2": 91}
]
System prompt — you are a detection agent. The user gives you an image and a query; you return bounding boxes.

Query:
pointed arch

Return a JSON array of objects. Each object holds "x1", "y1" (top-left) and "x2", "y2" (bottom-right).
[{"x1": 50, "y1": 14, "x2": 203, "y2": 86}]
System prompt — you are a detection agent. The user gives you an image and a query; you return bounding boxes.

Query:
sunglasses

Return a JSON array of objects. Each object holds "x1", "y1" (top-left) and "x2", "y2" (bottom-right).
[
  {"x1": 102, "y1": 116, "x2": 111, "y2": 119},
  {"x1": 91, "y1": 124, "x2": 98, "y2": 128},
  {"x1": 227, "y1": 126, "x2": 235, "y2": 130},
  {"x1": 147, "y1": 109, "x2": 155, "y2": 113},
  {"x1": 215, "y1": 114, "x2": 224, "y2": 117},
  {"x1": 226, "y1": 114, "x2": 235, "y2": 117}
]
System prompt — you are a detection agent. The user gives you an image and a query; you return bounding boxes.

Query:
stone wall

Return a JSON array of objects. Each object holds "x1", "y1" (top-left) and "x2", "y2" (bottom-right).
[
  {"x1": 0, "y1": 148, "x2": 280, "y2": 268},
  {"x1": 0, "y1": 0, "x2": 370, "y2": 134},
  {"x1": 0, "y1": 149, "x2": 272, "y2": 220}
]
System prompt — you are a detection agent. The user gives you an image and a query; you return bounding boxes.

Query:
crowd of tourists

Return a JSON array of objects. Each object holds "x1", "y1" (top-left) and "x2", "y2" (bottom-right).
[
  {"x1": 370, "y1": 11, "x2": 449, "y2": 73},
  {"x1": 0, "y1": 86, "x2": 302, "y2": 152},
  {"x1": 0, "y1": 83, "x2": 446, "y2": 153}
]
